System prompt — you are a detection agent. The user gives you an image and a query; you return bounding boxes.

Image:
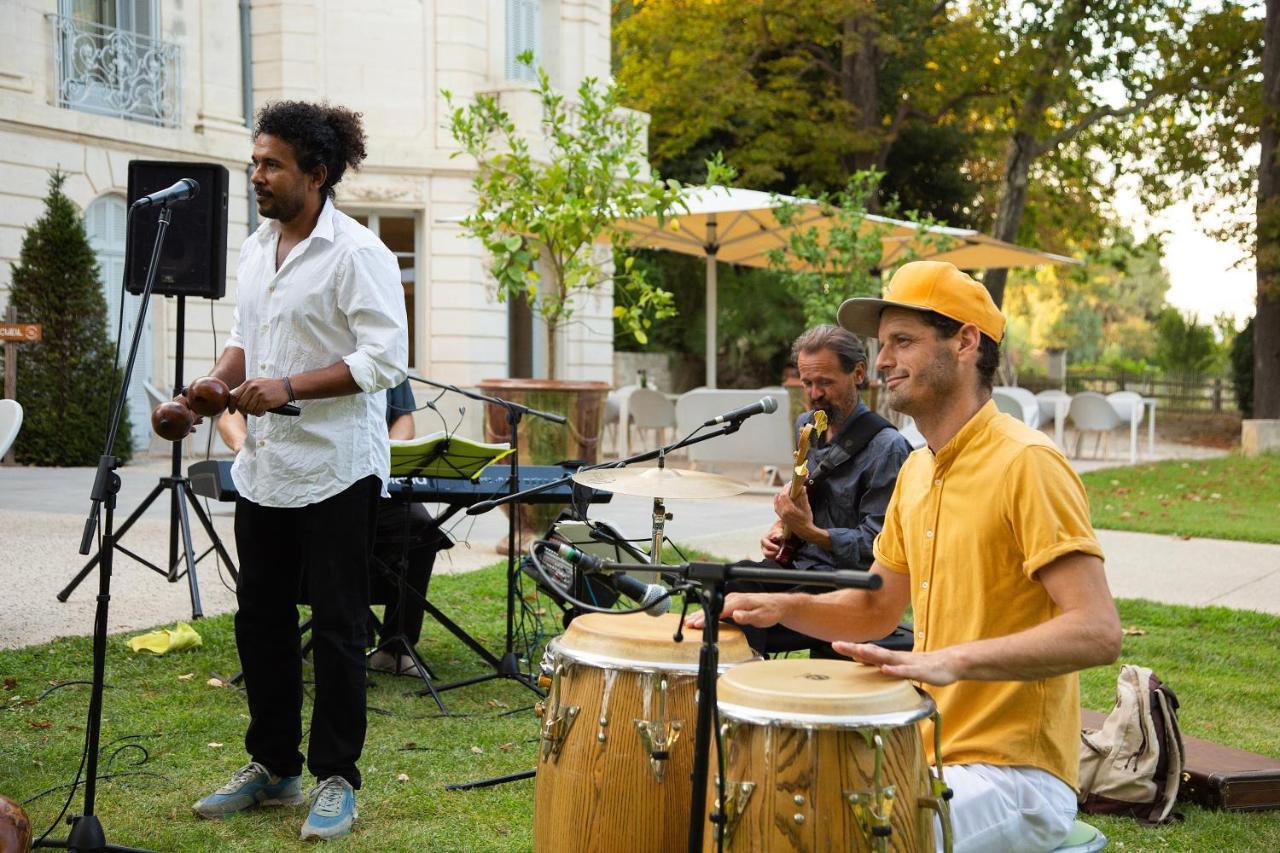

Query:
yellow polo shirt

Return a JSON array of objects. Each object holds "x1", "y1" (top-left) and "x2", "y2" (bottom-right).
[{"x1": 873, "y1": 400, "x2": 1104, "y2": 790}]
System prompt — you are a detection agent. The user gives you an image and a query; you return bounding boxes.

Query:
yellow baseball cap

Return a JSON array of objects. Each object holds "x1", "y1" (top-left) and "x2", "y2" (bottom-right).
[{"x1": 837, "y1": 261, "x2": 1006, "y2": 343}]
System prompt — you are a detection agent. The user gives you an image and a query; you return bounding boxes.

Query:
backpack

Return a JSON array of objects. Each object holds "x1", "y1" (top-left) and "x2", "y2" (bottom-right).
[{"x1": 1078, "y1": 664, "x2": 1185, "y2": 824}]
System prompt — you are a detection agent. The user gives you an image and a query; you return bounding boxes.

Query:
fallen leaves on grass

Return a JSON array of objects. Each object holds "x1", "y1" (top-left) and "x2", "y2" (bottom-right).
[
  {"x1": 206, "y1": 677, "x2": 226, "y2": 689},
  {"x1": 1123, "y1": 626, "x2": 1147, "y2": 636},
  {"x1": 3, "y1": 677, "x2": 16, "y2": 690},
  {"x1": 208, "y1": 742, "x2": 223, "y2": 748},
  {"x1": 29, "y1": 719, "x2": 52, "y2": 729},
  {"x1": 470, "y1": 745, "x2": 484, "y2": 754},
  {"x1": 177, "y1": 673, "x2": 194, "y2": 681},
  {"x1": 397, "y1": 773, "x2": 410, "y2": 783}
]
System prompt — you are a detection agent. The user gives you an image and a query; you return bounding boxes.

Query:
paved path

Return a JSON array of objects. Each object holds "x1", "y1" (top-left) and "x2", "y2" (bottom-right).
[{"x1": 2, "y1": 452, "x2": 1277, "y2": 650}]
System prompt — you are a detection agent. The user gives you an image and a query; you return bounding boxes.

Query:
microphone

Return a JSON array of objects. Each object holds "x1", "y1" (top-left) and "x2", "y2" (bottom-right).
[
  {"x1": 541, "y1": 542, "x2": 670, "y2": 616},
  {"x1": 131, "y1": 178, "x2": 200, "y2": 209},
  {"x1": 606, "y1": 573, "x2": 672, "y2": 617},
  {"x1": 702, "y1": 395, "x2": 778, "y2": 426}
]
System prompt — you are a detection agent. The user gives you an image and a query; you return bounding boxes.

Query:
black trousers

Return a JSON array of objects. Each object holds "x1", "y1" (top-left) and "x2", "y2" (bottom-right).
[
  {"x1": 370, "y1": 500, "x2": 451, "y2": 647},
  {"x1": 233, "y1": 475, "x2": 379, "y2": 789}
]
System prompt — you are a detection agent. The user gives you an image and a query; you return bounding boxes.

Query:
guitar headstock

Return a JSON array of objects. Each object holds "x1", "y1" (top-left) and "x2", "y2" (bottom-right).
[{"x1": 813, "y1": 410, "x2": 828, "y2": 434}]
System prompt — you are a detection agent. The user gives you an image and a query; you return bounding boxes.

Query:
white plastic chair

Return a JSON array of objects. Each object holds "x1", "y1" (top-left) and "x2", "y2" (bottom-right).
[
  {"x1": 627, "y1": 387, "x2": 677, "y2": 451},
  {"x1": 1106, "y1": 390, "x2": 1144, "y2": 426},
  {"x1": 1068, "y1": 392, "x2": 1121, "y2": 459},
  {"x1": 1036, "y1": 389, "x2": 1071, "y2": 424},
  {"x1": 992, "y1": 388, "x2": 1026, "y2": 421},
  {"x1": 0, "y1": 399, "x2": 23, "y2": 458},
  {"x1": 993, "y1": 386, "x2": 1041, "y2": 428}
]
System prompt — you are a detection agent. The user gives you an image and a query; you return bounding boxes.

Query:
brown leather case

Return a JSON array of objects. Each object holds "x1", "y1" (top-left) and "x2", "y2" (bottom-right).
[{"x1": 1083, "y1": 708, "x2": 1280, "y2": 812}]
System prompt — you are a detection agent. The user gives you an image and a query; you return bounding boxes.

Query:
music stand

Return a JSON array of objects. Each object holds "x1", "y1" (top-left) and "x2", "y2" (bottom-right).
[
  {"x1": 367, "y1": 434, "x2": 512, "y2": 711},
  {"x1": 404, "y1": 376, "x2": 565, "y2": 704},
  {"x1": 56, "y1": 294, "x2": 238, "y2": 618}
]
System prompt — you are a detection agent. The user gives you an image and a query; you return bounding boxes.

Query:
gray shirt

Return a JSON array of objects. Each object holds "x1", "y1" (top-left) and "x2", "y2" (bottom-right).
[{"x1": 791, "y1": 401, "x2": 912, "y2": 572}]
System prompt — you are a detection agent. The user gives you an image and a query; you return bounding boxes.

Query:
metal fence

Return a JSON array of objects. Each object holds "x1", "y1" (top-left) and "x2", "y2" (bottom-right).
[
  {"x1": 51, "y1": 13, "x2": 182, "y2": 127},
  {"x1": 1020, "y1": 372, "x2": 1237, "y2": 414}
]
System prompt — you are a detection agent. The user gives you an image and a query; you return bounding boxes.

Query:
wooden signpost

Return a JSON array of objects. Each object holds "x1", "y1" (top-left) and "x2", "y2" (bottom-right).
[{"x1": 2, "y1": 307, "x2": 41, "y2": 464}]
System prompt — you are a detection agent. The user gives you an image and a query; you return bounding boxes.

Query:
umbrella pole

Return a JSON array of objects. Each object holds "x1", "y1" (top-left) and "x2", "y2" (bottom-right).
[{"x1": 705, "y1": 216, "x2": 717, "y2": 389}]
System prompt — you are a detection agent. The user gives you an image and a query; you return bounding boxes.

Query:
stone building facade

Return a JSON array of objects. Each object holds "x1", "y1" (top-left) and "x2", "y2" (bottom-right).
[{"x1": 0, "y1": 0, "x2": 617, "y2": 452}]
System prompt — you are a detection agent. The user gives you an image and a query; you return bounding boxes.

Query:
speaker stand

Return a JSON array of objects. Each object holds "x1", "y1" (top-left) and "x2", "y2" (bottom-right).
[{"x1": 56, "y1": 296, "x2": 237, "y2": 617}]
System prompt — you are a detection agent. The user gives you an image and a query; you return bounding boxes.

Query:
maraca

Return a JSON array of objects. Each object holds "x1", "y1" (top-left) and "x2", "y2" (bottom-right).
[
  {"x1": 186, "y1": 375, "x2": 233, "y2": 416},
  {"x1": 151, "y1": 400, "x2": 195, "y2": 441},
  {"x1": 183, "y1": 375, "x2": 300, "y2": 418}
]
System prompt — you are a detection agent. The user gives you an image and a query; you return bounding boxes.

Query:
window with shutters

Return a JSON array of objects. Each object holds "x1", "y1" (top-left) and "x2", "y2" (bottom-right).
[
  {"x1": 86, "y1": 194, "x2": 153, "y2": 451},
  {"x1": 505, "y1": 0, "x2": 540, "y2": 81}
]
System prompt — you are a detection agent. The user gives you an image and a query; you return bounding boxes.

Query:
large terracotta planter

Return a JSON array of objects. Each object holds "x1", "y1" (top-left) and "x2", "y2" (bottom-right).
[{"x1": 476, "y1": 378, "x2": 611, "y2": 543}]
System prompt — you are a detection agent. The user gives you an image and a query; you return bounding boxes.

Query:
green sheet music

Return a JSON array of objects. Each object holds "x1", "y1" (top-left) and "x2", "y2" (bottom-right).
[{"x1": 388, "y1": 432, "x2": 514, "y2": 480}]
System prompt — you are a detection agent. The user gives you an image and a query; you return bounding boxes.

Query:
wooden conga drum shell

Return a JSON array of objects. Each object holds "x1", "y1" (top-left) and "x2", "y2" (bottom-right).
[
  {"x1": 0, "y1": 794, "x2": 32, "y2": 853},
  {"x1": 533, "y1": 612, "x2": 757, "y2": 853},
  {"x1": 708, "y1": 658, "x2": 939, "y2": 852}
]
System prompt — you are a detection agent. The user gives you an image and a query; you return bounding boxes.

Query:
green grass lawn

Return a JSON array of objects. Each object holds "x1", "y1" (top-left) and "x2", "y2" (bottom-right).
[
  {"x1": 3, "y1": 565, "x2": 1279, "y2": 851},
  {"x1": 1081, "y1": 452, "x2": 1280, "y2": 543}
]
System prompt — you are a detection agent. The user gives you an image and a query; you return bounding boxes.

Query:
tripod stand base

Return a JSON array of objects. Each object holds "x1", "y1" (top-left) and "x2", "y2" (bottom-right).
[{"x1": 37, "y1": 813, "x2": 155, "y2": 853}]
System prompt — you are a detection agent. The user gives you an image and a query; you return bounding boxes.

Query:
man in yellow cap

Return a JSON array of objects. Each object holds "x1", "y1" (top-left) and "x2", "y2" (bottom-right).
[{"x1": 699, "y1": 260, "x2": 1122, "y2": 852}]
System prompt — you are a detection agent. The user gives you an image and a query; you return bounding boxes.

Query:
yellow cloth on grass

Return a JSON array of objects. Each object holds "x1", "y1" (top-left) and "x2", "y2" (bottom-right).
[{"x1": 126, "y1": 622, "x2": 203, "y2": 655}]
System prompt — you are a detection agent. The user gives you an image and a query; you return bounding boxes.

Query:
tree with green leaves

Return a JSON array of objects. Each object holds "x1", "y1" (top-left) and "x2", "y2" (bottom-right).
[
  {"x1": 614, "y1": 0, "x2": 997, "y2": 213},
  {"x1": 974, "y1": 0, "x2": 1262, "y2": 306},
  {"x1": 7, "y1": 171, "x2": 132, "y2": 465},
  {"x1": 445, "y1": 55, "x2": 691, "y2": 379}
]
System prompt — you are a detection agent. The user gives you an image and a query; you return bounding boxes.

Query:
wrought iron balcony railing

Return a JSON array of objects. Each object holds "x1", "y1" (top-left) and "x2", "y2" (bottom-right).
[{"x1": 51, "y1": 13, "x2": 182, "y2": 127}]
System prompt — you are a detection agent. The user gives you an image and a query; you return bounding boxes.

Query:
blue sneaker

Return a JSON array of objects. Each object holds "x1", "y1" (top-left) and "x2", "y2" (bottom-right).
[
  {"x1": 300, "y1": 776, "x2": 357, "y2": 841},
  {"x1": 192, "y1": 761, "x2": 303, "y2": 818}
]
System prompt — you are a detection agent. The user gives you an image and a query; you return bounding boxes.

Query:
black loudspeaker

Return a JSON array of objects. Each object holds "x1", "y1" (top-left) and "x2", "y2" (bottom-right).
[{"x1": 125, "y1": 160, "x2": 229, "y2": 299}]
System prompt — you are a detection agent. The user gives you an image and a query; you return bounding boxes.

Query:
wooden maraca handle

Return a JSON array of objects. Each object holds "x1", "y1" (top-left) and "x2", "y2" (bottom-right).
[{"x1": 185, "y1": 375, "x2": 300, "y2": 417}]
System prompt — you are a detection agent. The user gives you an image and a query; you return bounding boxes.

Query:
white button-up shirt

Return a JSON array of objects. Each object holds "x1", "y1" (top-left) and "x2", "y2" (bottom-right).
[{"x1": 226, "y1": 198, "x2": 408, "y2": 508}]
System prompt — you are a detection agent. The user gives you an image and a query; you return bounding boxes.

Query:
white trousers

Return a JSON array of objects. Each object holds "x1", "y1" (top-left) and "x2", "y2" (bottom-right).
[{"x1": 936, "y1": 764, "x2": 1077, "y2": 853}]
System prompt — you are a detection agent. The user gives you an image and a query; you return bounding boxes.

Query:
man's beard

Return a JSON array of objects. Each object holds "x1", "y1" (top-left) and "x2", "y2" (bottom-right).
[{"x1": 886, "y1": 349, "x2": 958, "y2": 415}]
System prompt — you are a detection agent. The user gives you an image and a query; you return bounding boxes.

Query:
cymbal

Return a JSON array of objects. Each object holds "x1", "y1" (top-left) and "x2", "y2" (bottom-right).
[{"x1": 572, "y1": 466, "x2": 749, "y2": 499}]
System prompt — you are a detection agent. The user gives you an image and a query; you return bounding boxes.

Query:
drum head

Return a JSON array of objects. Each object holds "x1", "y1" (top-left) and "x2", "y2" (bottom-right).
[
  {"x1": 717, "y1": 658, "x2": 932, "y2": 726},
  {"x1": 554, "y1": 612, "x2": 756, "y2": 669}
]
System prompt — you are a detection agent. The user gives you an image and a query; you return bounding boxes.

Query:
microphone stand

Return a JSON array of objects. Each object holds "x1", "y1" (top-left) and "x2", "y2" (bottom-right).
[
  {"x1": 405, "y1": 376, "x2": 564, "y2": 701},
  {"x1": 37, "y1": 206, "x2": 177, "y2": 853},
  {"x1": 464, "y1": 412, "x2": 755, "y2": 516}
]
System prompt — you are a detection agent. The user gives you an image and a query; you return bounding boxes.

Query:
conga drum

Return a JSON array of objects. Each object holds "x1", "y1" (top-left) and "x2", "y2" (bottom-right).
[
  {"x1": 708, "y1": 658, "x2": 953, "y2": 852},
  {"x1": 533, "y1": 612, "x2": 758, "y2": 853}
]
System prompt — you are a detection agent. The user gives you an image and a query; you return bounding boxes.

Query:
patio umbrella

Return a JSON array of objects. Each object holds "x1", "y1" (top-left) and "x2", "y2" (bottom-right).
[{"x1": 610, "y1": 185, "x2": 1078, "y2": 387}]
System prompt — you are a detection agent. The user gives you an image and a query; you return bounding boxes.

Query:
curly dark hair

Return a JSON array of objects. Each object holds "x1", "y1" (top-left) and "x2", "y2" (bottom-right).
[{"x1": 254, "y1": 101, "x2": 367, "y2": 199}]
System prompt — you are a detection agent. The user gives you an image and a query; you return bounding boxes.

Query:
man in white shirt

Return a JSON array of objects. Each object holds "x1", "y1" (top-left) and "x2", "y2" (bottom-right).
[{"x1": 190, "y1": 101, "x2": 407, "y2": 842}]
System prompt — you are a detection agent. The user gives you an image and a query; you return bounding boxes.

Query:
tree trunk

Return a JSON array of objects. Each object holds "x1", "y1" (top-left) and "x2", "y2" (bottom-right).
[
  {"x1": 1256, "y1": 0, "x2": 1280, "y2": 419},
  {"x1": 546, "y1": 319, "x2": 560, "y2": 381},
  {"x1": 983, "y1": 129, "x2": 1039, "y2": 307},
  {"x1": 842, "y1": 13, "x2": 882, "y2": 177}
]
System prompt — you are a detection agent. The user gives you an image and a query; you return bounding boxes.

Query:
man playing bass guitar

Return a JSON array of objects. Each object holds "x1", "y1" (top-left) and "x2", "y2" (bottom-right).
[{"x1": 698, "y1": 325, "x2": 912, "y2": 656}]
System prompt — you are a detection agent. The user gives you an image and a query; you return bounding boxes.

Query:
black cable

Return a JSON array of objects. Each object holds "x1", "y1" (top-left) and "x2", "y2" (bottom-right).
[{"x1": 525, "y1": 540, "x2": 674, "y2": 617}]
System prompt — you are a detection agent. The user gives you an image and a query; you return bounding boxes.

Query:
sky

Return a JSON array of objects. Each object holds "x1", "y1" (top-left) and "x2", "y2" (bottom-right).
[{"x1": 1110, "y1": 181, "x2": 1256, "y2": 329}]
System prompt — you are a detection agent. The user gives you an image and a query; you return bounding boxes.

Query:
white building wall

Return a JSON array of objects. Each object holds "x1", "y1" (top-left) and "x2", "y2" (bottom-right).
[{"x1": 2, "y1": 0, "x2": 622, "y2": 453}]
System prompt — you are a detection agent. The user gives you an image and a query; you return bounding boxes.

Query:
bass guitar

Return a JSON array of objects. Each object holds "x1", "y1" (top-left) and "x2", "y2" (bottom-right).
[{"x1": 775, "y1": 410, "x2": 826, "y2": 567}]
